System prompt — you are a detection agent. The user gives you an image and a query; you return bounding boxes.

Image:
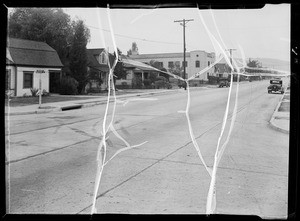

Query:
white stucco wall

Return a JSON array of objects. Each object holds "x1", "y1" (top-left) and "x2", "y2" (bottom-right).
[
  {"x1": 6, "y1": 66, "x2": 16, "y2": 90},
  {"x1": 190, "y1": 50, "x2": 215, "y2": 80},
  {"x1": 15, "y1": 67, "x2": 60, "y2": 96},
  {"x1": 129, "y1": 50, "x2": 215, "y2": 80}
]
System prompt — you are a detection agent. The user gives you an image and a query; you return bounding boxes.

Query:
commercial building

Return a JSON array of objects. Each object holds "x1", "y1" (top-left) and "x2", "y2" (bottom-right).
[{"x1": 129, "y1": 50, "x2": 216, "y2": 81}]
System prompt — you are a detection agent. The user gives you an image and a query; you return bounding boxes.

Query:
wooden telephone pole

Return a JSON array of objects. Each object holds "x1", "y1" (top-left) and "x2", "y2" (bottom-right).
[{"x1": 174, "y1": 19, "x2": 194, "y2": 90}]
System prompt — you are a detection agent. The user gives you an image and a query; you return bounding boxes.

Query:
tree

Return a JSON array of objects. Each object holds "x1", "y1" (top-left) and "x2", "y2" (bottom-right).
[
  {"x1": 111, "y1": 48, "x2": 127, "y2": 85},
  {"x1": 127, "y1": 42, "x2": 139, "y2": 56},
  {"x1": 168, "y1": 64, "x2": 182, "y2": 77},
  {"x1": 69, "y1": 20, "x2": 90, "y2": 94},
  {"x1": 247, "y1": 58, "x2": 261, "y2": 68},
  {"x1": 8, "y1": 8, "x2": 73, "y2": 73},
  {"x1": 148, "y1": 60, "x2": 170, "y2": 82}
]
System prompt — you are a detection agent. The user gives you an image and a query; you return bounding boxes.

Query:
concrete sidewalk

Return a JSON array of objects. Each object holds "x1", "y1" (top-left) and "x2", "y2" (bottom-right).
[
  {"x1": 5, "y1": 85, "x2": 222, "y2": 116},
  {"x1": 269, "y1": 88, "x2": 290, "y2": 134},
  {"x1": 4, "y1": 88, "x2": 184, "y2": 116}
]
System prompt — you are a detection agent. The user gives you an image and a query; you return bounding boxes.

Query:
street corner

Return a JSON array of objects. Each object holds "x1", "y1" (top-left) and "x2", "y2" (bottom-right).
[
  {"x1": 269, "y1": 93, "x2": 290, "y2": 134},
  {"x1": 269, "y1": 117, "x2": 289, "y2": 134}
]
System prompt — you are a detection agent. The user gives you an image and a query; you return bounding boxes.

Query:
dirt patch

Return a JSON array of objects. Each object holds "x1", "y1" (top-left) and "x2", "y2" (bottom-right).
[{"x1": 278, "y1": 101, "x2": 290, "y2": 112}]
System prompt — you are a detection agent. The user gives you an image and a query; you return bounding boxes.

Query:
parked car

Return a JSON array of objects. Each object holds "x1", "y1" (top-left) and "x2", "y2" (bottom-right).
[
  {"x1": 219, "y1": 78, "x2": 230, "y2": 87},
  {"x1": 178, "y1": 81, "x2": 187, "y2": 89},
  {"x1": 267, "y1": 79, "x2": 284, "y2": 94}
]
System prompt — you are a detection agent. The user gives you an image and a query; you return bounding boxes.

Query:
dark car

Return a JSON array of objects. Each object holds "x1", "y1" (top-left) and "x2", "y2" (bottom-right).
[
  {"x1": 219, "y1": 78, "x2": 230, "y2": 87},
  {"x1": 268, "y1": 79, "x2": 284, "y2": 94},
  {"x1": 178, "y1": 81, "x2": 187, "y2": 89}
]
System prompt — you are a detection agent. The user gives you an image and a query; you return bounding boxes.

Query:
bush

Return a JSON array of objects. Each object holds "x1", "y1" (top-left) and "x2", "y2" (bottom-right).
[
  {"x1": 155, "y1": 76, "x2": 167, "y2": 82},
  {"x1": 116, "y1": 82, "x2": 130, "y2": 89},
  {"x1": 30, "y1": 88, "x2": 39, "y2": 97},
  {"x1": 143, "y1": 79, "x2": 151, "y2": 86},
  {"x1": 59, "y1": 76, "x2": 78, "y2": 95},
  {"x1": 132, "y1": 76, "x2": 143, "y2": 89},
  {"x1": 208, "y1": 76, "x2": 219, "y2": 84},
  {"x1": 42, "y1": 89, "x2": 50, "y2": 96},
  {"x1": 155, "y1": 80, "x2": 172, "y2": 89}
]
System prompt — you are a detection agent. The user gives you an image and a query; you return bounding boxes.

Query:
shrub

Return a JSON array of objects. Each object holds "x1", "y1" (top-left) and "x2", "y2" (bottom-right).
[
  {"x1": 5, "y1": 90, "x2": 14, "y2": 99},
  {"x1": 116, "y1": 82, "x2": 130, "y2": 89},
  {"x1": 143, "y1": 79, "x2": 151, "y2": 86},
  {"x1": 155, "y1": 76, "x2": 167, "y2": 82},
  {"x1": 208, "y1": 76, "x2": 219, "y2": 84},
  {"x1": 59, "y1": 76, "x2": 78, "y2": 95},
  {"x1": 149, "y1": 73, "x2": 158, "y2": 83},
  {"x1": 30, "y1": 88, "x2": 39, "y2": 97},
  {"x1": 132, "y1": 76, "x2": 143, "y2": 89},
  {"x1": 154, "y1": 80, "x2": 165, "y2": 89},
  {"x1": 42, "y1": 90, "x2": 50, "y2": 96}
]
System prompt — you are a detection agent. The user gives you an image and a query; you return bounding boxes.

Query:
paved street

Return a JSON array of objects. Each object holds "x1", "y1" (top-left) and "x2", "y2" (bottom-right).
[{"x1": 5, "y1": 80, "x2": 288, "y2": 218}]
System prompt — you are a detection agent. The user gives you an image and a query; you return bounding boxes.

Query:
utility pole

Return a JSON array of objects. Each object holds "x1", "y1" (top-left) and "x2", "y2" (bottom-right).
[
  {"x1": 226, "y1": 48, "x2": 236, "y2": 66},
  {"x1": 174, "y1": 19, "x2": 194, "y2": 90},
  {"x1": 226, "y1": 48, "x2": 236, "y2": 80}
]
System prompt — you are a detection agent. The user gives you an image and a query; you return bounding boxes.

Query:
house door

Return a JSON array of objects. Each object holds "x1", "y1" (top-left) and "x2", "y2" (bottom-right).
[{"x1": 49, "y1": 71, "x2": 61, "y2": 93}]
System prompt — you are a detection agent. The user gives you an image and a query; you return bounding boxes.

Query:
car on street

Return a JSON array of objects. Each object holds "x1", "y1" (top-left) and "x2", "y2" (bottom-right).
[
  {"x1": 218, "y1": 78, "x2": 230, "y2": 87},
  {"x1": 268, "y1": 79, "x2": 284, "y2": 94}
]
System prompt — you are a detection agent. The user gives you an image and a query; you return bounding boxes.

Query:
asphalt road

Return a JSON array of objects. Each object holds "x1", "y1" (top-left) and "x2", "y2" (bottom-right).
[{"x1": 5, "y1": 80, "x2": 289, "y2": 218}]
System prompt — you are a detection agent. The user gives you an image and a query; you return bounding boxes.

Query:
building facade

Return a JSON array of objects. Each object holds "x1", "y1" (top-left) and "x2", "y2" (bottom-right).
[
  {"x1": 129, "y1": 50, "x2": 215, "y2": 81},
  {"x1": 6, "y1": 38, "x2": 63, "y2": 97},
  {"x1": 86, "y1": 48, "x2": 110, "y2": 91}
]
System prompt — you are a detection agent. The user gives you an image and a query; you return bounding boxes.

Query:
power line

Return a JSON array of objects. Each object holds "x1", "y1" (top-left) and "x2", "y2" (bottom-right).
[{"x1": 86, "y1": 25, "x2": 184, "y2": 46}]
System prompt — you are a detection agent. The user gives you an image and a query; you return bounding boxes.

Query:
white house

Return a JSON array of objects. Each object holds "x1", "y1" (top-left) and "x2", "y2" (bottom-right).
[
  {"x1": 129, "y1": 50, "x2": 216, "y2": 81},
  {"x1": 6, "y1": 38, "x2": 63, "y2": 97}
]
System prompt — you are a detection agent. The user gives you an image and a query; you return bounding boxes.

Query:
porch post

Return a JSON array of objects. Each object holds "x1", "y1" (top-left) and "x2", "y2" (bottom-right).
[{"x1": 141, "y1": 70, "x2": 144, "y2": 86}]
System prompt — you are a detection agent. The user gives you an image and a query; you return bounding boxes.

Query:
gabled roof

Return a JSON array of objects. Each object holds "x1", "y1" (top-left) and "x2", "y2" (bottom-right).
[
  {"x1": 7, "y1": 38, "x2": 63, "y2": 68},
  {"x1": 86, "y1": 48, "x2": 109, "y2": 72},
  {"x1": 121, "y1": 56, "x2": 168, "y2": 72},
  {"x1": 214, "y1": 63, "x2": 230, "y2": 73}
]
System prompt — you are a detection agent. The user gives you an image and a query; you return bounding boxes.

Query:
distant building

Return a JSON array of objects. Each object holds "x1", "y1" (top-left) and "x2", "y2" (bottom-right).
[
  {"x1": 214, "y1": 62, "x2": 231, "y2": 78},
  {"x1": 116, "y1": 55, "x2": 163, "y2": 88},
  {"x1": 129, "y1": 50, "x2": 216, "y2": 81},
  {"x1": 6, "y1": 38, "x2": 63, "y2": 96}
]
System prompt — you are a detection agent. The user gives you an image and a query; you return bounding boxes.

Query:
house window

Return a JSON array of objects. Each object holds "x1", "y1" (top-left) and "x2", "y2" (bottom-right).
[
  {"x1": 182, "y1": 61, "x2": 188, "y2": 67},
  {"x1": 101, "y1": 53, "x2": 106, "y2": 64},
  {"x1": 23, "y1": 71, "x2": 33, "y2": 88},
  {"x1": 175, "y1": 61, "x2": 180, "y2": 68},
  {"x1": 6, "y1": 69, "x2": 11, "y2": 90},
  {"x1": 208, "y1": 61, "x2": 210, "y2": 66},
  {"x1": 158, "y1": 62, "x2": 163, "y2": 68},
  {"x1": 195, "y1": 60, "x2": 200, "y2": 68},
  {"x1": 168, "y1": 61, "x2": 174, "y2": 68}
]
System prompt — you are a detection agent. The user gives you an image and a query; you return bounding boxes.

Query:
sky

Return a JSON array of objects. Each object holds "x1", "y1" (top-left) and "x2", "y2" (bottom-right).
[
  {"x1": 63, "y1": 4, "x2": 290, "y2": 62},
  {"x1": 62, "y1": 4, "x2": 290, "y2": 62},
  {"x1": 8, "y1": 4, "x2": 289, "y2": 62}
]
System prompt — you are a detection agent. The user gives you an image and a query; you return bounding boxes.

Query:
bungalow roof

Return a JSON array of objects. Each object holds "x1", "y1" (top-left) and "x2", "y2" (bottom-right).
[{"x1": 7, "y1": 38, "x2": 63, "y2": 68}]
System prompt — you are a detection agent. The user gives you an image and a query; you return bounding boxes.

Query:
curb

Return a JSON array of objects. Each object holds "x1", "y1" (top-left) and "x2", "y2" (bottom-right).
[
  {"x1": 5, "y1": 107, "x2": 62, "y2": 116},
  {"x1": 269, "y1": 91, "x2": 289, "y2": 134},
  {"x1": 5, "y1": 88, "x2": 184, "y2": 116}
]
